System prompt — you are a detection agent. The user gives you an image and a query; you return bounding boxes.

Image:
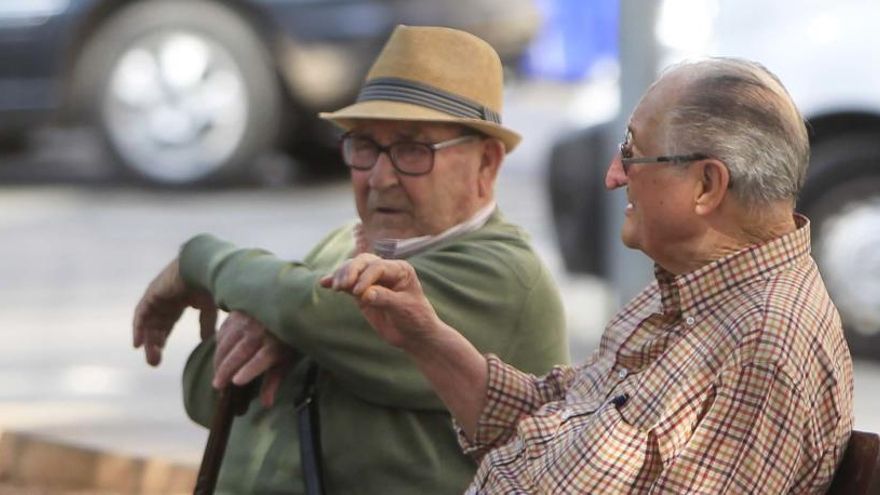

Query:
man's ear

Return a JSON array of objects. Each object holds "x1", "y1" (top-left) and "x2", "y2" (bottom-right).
[
  {"x1": 694, "y1": 159, "x2": 730, "y2": 216},
  {"x1": 478, "y1": 138, "x2": 504, "y2": 198}
]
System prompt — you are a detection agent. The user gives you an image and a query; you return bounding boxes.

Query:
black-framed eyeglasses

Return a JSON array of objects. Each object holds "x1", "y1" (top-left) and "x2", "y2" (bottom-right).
[
  {"x1": 619, "y1": 128, "x2": 708, "y2": 174},
  {"x1": 340, "y1": 132, "x2": 481, "y2": 176}
]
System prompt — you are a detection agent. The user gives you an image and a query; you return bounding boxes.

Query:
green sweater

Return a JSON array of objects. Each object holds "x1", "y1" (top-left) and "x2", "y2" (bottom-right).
[{"x1": 179, "y1": 211, "x2": 569, "y2": 494}]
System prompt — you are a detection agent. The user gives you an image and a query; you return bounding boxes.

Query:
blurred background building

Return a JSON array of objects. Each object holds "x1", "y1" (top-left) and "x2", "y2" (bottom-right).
[{"x1": 0, "y1": 0, "x2": 878, "y2": 492}]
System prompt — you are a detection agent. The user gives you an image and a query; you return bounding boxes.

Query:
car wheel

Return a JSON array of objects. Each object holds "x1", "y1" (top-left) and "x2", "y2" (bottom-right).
[
  {"x1": 801, "y1": 134, "x2": 880, "y2": 360},
  {"x1": 73, "y1": 0, "x2": 282, "y2": 186}
]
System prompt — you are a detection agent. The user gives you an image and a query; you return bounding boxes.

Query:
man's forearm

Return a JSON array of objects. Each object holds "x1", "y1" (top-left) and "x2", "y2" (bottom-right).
[
  {"x1": 181, "y1": 235, "x2": 456, "y2": 409},
  {"x1": 401, "y1": 321, "x2": 488, "y2": 440}
]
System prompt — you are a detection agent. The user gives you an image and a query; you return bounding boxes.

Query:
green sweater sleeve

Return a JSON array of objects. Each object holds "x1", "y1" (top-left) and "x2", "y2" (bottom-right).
[{"x1": 179, "y1": 222, "x2": 568, "y2": 411}]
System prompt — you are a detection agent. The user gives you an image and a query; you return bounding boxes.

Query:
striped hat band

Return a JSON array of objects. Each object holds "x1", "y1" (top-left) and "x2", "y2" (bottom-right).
[{"x1": 357, "y1": 77, "x2": 501, "y2": 125}]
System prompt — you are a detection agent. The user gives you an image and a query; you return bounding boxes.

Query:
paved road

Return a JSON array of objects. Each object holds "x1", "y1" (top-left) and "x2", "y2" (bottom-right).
[{"x1": 0, "y1": 83, "x2": 878, "y2": 468}]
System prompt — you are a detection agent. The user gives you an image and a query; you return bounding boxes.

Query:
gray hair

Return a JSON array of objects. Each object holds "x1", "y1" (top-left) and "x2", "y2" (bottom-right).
[{"x1": 661, "y1": 58, "x2": 809, "y2": 204}]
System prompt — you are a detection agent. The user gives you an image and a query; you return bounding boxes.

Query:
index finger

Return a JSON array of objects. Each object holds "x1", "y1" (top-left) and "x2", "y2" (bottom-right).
[
  {"x1": 213, "y1": 336, "x2": 262, "y2": 388},
  {"x1": 214, "y1": 313, "x2": 247, "y2": 371},
  {"x1": 352, "y1": 259, "x2": 411, "y2": 297},
  {"x1": 330, "y1": 253, "x2": 380, "y2": 292}
]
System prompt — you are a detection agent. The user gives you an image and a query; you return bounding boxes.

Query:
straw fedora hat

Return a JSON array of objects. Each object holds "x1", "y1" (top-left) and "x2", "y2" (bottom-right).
[{"x1": 320, "y1": 25, "x2": 521, "y2": 151}]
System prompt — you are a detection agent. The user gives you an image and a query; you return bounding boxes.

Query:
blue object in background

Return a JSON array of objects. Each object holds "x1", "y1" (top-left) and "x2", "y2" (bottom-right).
[{"x1": 522, "y1": 0, "x2": 619, "y2": 81}]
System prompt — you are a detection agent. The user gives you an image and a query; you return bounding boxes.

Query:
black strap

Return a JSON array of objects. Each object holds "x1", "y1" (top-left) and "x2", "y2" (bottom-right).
[{"x1": 295, "y1": 362, "x2": 325, "y2": 495}]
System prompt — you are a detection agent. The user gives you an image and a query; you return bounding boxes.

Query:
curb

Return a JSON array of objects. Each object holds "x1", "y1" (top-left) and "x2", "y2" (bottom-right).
[{"x1": 0, "y1": 430, "x2": 196, "y2": 494}]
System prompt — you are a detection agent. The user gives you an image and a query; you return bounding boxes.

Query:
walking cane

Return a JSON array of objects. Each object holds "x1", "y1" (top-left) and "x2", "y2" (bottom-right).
[{"x1": 193, "y1": 383, "x2": 256, "y2": 495}]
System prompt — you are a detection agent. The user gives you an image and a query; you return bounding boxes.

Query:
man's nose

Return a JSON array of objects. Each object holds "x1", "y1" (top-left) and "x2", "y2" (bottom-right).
[
  {"x1": 368, "y1": 152, "x2": 399, "y2": 189},
  {"x1": 605, "y1": 154, "x2": 628, "y2": 190}
]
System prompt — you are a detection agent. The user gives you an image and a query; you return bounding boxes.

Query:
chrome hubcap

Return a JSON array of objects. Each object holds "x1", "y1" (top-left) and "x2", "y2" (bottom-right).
[
  {"x1": 817, "y1": 196, "x2": 880, "y2": 336},
  {"x1": 104, "y1": 31, "x2": 248, "y2": 183}
]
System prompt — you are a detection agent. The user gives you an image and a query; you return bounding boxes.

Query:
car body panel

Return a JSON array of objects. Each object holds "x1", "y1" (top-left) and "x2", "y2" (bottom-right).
[
  {"x1": 0, "y1": 0, "x2": 539, "y2": 121},
  {"x1": 0, "y1": 1, "x2": 81, "y2": 116},
  {"x1": 716, "y1": 0, "x2": 880, "y2": 120}
]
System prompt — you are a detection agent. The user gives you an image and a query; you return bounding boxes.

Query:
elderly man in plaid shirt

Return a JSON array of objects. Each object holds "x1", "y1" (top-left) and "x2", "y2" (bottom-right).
[{"x1": 326, "y1": 57, "x2": 854, "y2": 494}]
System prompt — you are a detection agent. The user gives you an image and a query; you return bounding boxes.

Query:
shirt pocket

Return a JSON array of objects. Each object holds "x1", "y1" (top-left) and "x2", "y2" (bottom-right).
[
  {"x1": 522, "y1": 401, "x2": 650, "y2": 491},
  {"x1": 616, "y1": 383, "x2": 717, "y2": 468}
]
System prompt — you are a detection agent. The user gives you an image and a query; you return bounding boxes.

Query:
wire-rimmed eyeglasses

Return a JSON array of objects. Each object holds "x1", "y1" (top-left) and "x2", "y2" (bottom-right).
[{"x1": 619, "y1": 128, "x2": 709, "y2": 174}]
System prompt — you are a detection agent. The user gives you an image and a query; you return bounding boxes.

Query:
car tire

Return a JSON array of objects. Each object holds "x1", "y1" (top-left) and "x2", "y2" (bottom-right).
[
  {"x1": 72, "y1": 0, "x2": 282, "y2": 186},
  {"x1": 800, "y1": 133, "x2": 880, "y2": 360},
  {"x1": 547, "y1": 122, "x2": 616, "y2": 277}
]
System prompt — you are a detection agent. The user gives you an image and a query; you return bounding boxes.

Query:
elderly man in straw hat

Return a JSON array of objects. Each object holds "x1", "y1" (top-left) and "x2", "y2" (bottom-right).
[
  {"x1": 132, "y1": 25, "x2": 568, "y2": 494},
  {"x1": 326, "y1": 57, "x2": 854, "y2": 493}
]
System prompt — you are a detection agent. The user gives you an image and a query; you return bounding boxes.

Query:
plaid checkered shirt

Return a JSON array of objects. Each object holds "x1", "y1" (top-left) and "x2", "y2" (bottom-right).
[{"x1": 459, "y1": 215, "x2": 854, "y2": 494}]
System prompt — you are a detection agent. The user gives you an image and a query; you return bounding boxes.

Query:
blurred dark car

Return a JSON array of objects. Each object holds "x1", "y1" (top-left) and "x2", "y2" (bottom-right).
[{"x1": 0, "y1": 0, "x2": 540, "y2": 186}]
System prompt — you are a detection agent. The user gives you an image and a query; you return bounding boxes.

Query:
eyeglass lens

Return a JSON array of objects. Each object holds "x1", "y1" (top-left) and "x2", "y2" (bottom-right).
[{"x1": 342, "y1": 135, "x2": 434, "y2": 175}]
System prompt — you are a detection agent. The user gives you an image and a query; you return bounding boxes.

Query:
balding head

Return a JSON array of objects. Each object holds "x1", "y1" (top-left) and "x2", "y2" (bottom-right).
[{"x1": 653, "y1": 58, "x2": 809, "y2": 206}]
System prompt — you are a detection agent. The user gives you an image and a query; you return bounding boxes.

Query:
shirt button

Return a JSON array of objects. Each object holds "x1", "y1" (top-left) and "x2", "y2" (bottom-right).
[
  {"x1": 685, "y1": 316, "x2": 696, "y2": 326},
  {"x1": 617, "y1": 368, "x2": 629, "y2": 379}
]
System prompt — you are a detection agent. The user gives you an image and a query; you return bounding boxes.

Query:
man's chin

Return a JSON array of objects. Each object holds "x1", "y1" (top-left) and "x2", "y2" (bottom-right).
[{"x1": 620, "y1": 227, "x2": 640, "y2": 250}]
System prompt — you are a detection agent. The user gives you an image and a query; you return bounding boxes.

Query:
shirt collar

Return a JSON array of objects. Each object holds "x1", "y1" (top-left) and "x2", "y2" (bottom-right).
[
  {"x1": 654, "y1": 214, "x2": 812, "y2": 318},
  {"x1": 369, "y1": 201, "x2": 497, "y2": 259}
]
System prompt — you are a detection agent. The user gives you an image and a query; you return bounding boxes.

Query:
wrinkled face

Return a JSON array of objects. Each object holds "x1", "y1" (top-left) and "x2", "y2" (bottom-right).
[
  {"x1": 348, "y1": 120, "x2": 487, "y2": 242},
  {"x1": 604, "y1": 76, "x2": 703, "y2": 262}
]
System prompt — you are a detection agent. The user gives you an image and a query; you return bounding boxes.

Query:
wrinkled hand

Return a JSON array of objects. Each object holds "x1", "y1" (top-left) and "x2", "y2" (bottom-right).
[
  {"x1": 133, "y1": 258, "x2": 217, "y2": 366},
  {"x1": 213, "y1": 311, "x2": 294, "y2": 408},
  {"x1": 320, "y1": 253, "x2": 441, "y2": 349}
]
